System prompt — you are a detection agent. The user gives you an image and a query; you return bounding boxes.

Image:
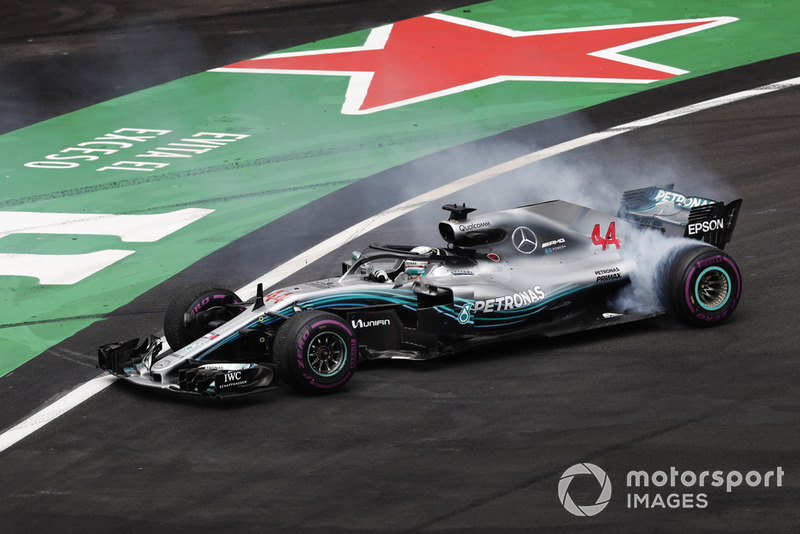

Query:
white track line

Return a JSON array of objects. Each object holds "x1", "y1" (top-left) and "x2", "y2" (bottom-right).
[
  {"x1": 0, "y1": 376, "x2": 117, "y2": 452},
  {"x1": 2, "y1": 75, "x2": 799, "y2": 454}
]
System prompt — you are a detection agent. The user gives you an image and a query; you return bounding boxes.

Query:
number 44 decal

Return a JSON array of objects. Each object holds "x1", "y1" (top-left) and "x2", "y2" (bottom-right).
[{"x1": 592, "y1": 222, "x2": 621, "y2": 250}]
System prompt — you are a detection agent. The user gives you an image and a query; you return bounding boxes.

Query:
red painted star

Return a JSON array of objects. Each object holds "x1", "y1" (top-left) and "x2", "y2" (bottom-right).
[{"x1": 212, "y1": 14, "x2": 736, "y2": 114}]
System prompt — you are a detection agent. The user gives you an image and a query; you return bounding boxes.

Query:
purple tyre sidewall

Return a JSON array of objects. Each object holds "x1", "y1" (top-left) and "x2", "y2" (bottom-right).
[
  {"x1": 188, "y1": 292, "x2": 239, "y2": 318},
  {"x1": 293, "y1": 318, "x2": 357, "y2": 390},
  {"x1": 681, "y1": 252, "x2": 741, "y2": 324}
]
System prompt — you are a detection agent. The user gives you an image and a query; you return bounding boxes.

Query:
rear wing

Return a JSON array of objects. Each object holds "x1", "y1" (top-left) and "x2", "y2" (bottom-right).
[{"x1": 620, "y1": 185, "x2": 741, "y2": 250}]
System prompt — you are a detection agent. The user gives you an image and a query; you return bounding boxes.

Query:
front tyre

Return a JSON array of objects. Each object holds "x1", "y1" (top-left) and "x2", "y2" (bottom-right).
[
  {"x1": 273, "y1": 311, "x2": 357, "y2": 394},
  {"x1": 164, "y1": 284, "x2": 243, "y2": 350},
  {"x1": 666, "y1": 246, "x2": 742, "y2": 327}
]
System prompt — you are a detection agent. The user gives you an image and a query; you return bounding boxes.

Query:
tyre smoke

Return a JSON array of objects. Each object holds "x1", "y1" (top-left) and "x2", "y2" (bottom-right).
[
  {"x1": 610, "y1": 227, "x2": 695, "y2": 314},
  {"x1": 395, "y1": 120, "x2": 737, "y2": 316}
]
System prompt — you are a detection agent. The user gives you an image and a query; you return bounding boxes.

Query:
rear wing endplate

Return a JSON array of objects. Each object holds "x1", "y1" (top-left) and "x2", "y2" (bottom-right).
[{"x1": 684, "y1": 199, "x2": 742, "y2": 250}]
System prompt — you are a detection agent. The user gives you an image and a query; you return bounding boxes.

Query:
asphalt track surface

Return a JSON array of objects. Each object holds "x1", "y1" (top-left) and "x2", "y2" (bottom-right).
[{"x1": 2, "y1": 2, "x2": 799, "y2": 532}]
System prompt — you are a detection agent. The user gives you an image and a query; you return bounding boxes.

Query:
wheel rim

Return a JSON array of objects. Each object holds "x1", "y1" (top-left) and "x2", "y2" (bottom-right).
[
  {"x1": 307, "y1": 332, "x2": 347, "y2": 377},
  {"x1": 695, "y1": 266, "x2": 731, "y2": 311}
]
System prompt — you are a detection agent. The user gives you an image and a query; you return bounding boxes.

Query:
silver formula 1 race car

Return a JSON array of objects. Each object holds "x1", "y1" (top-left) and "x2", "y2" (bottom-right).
[{"x1": 98, "y1": 185, "x2": 742, "y2": 398}]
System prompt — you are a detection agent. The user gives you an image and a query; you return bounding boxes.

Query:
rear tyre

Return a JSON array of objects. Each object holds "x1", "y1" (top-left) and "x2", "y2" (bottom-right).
[
  {"x1": 665, "y1": 245, "x2": 742, "y2": 327},
  {"x1": 164, "y1": 284, "x2": 243, "y2": 350},
  {"x1": 273, "y1": 310, "x2": 357, "y2": 394}
]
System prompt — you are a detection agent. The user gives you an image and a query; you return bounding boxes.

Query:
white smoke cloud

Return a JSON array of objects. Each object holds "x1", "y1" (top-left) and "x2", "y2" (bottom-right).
[
  {"x1": 391, "y1": 119, "x2": 737, "y2": 315},
  {"x1": 610, "y1": 227, "x2": 696, "y2": 314}
]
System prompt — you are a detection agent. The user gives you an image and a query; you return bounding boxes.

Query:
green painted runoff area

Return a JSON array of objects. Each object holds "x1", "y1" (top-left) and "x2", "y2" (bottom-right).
[{"x1": 1, "y1": 0, "x2": 799, "y2": 376}]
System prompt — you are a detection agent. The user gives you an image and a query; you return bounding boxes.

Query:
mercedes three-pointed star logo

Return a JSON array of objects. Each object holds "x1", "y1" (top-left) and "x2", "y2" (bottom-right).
[{"x1": 512, "y1": 226, "x2": 538, "y2": 254}]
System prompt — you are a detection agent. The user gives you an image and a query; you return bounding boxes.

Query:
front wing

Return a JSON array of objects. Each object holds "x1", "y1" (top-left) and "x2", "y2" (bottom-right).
[{"x1": 98, "y1": 336, "x2": 277, "y2": 398}]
